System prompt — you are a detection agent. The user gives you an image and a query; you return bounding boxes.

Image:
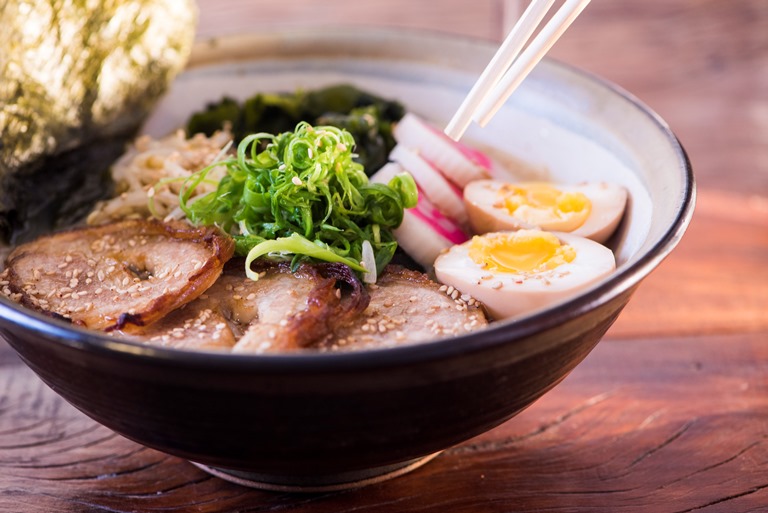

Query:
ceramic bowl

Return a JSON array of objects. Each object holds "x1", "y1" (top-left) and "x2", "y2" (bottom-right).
[{"x1": 0, "y1": 29, "x2": 694, "y2": 492}]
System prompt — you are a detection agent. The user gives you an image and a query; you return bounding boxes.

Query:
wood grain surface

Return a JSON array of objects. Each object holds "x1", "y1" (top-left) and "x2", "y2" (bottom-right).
[
  {"x1": 2, "y1": 1, "x2": 767, "y2": 512},
  {"x1": 2, "y1": 334, "x2": 766, "y2": 512}
]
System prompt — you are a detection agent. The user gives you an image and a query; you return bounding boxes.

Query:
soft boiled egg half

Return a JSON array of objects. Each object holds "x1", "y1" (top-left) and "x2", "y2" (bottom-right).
[
  {"x1": 464, "y1": 180, "x2": 627, "y2": 244},
  {"x1": 434, "y1": 229, "x2": 616, "y2": 320}
]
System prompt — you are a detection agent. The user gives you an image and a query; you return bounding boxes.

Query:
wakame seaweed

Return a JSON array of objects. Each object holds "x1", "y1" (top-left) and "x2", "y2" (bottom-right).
[{"x1": 185, "y1": 84, "x2": 405, "y2": 174}]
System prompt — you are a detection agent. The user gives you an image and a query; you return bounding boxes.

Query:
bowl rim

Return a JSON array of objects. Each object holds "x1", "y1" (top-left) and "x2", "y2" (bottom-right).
[{"x1": 0, "y1": 28, "x2": 695, "y2": 373}]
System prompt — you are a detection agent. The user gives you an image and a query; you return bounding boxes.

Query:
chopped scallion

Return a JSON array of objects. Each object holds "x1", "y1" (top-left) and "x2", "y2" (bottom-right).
[{"x1": 177, "y1": 122, "x2": 417, "y2": 280}]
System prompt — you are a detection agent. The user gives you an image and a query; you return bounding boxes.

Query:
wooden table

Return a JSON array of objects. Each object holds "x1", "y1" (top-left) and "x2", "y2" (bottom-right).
[{"x1": 2, "y1": 1, "x2": 767, "y2": 511}]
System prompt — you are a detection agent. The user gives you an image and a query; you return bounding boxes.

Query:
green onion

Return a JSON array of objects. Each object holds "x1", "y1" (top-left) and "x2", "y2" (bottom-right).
[{"x1": 178, "y1": 122, "x2": 417, "y2": 280}]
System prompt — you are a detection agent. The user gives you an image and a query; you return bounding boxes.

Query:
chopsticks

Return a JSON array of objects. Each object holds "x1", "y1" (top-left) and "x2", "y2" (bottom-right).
[{"x1": 444, "y1": 0, "x2": 591, "y2": 141}]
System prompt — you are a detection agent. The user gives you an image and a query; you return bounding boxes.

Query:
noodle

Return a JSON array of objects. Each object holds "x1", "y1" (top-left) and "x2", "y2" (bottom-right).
[{"x1": 87, "y1": 129, "x2": 232, "y2": 225}]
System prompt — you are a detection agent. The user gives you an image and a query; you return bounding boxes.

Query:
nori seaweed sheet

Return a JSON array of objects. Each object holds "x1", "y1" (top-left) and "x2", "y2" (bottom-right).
[
  {"x1": 0, "y1": 0, "x2": 196, "y2": 245},
  {"x1": 1, "y1": 136, "x2": 128, "y2": 245}
]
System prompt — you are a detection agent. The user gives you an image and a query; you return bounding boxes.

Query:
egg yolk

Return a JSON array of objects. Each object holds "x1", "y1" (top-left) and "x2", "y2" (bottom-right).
[
  {"x1": 499, "y1": 182, "x2": 591, "y2": 231},
  {"x1": 468, "y1": 230, "x2": 576, "y2": 273}
]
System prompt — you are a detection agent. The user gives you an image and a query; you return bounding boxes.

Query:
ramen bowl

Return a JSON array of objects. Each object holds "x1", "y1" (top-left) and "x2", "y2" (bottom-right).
[{"x1": 0, "y1": 29, "x2": 694, "y2": 492}]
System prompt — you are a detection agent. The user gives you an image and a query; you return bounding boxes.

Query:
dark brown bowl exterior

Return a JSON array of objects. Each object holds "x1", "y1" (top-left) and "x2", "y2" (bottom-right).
[
  {"x1": 0, "y1": 29, "x2": 696, "y2": 486},
  {"x1": 0, "y1": 286, "x2": 633, "y2": 477}
]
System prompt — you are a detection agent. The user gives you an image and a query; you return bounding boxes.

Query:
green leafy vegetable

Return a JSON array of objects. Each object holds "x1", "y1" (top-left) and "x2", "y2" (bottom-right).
[
  {"x1": 185, "y1": 84, "x2": 405, "y2": 173},
  {"x1": 180, "y1": 122, "x2": 417, "y2": 280}
]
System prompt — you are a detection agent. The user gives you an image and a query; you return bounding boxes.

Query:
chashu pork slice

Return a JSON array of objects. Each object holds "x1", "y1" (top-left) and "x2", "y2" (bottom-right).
[
  {"x1": 2, "y1": 219, "x2": 234, "y2": 331},
  {"x1": 319, "y1": 266, "x2": 488, "y2": 352},
  {"x1": 126, "y1": 261, "x2": 369, "y2": 353}
]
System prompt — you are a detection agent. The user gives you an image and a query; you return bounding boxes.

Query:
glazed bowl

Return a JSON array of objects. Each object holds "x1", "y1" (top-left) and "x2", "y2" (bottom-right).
[{"x1": 0, "y1": 29, "x2": 694, "y2": 491}]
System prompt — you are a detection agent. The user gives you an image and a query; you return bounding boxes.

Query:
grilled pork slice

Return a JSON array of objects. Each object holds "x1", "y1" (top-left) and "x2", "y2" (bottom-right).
[
  {"x1": 2, "y1": 220, "x2": 234, "y2": 331},
  {"x1": 127, "y1": 261, "x2": 369, "y2": 353},
  {"x1": 319, "y1": 265, "x2": 488, "y2": 351}
]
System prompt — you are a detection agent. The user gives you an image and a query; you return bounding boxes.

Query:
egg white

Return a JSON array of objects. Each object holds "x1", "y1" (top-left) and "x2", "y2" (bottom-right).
[
  {"x1": 463, "y1": 180, "x2": 627, "y2": 243},
  {"x1": 434, "y1": 230, "x2": 616, "y2": 320}
]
